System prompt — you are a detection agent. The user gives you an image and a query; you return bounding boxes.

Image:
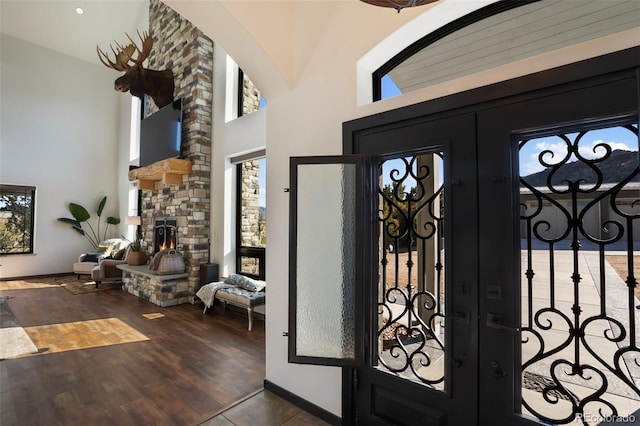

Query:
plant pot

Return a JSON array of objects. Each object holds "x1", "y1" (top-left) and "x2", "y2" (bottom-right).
[{"x1": 128, "y1": 251, "x2": 148, "y2": 266}]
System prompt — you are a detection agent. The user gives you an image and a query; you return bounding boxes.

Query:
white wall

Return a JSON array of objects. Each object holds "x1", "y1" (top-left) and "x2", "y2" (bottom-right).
[
  {"x1": 0, "y1": 35, "x2": 123, "y2": 278},
  {"x1": 211, "y1": 44, "x2": 268, "y2": 278},
  {"x1": 261, "y1": 6, "x2": 360, "y2": 413}
]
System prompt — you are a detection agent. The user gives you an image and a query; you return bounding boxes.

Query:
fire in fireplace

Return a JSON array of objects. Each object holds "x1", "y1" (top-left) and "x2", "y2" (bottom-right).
[{"x1": 154, "y1": 217, "x2": 178, "y2": 253}]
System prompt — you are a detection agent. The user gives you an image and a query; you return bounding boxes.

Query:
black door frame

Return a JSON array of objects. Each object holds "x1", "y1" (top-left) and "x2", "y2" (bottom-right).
[
  {"x1": 476, "y1": 77, "x2": 640, "y2": 425},
  {"x1": 341, "y1": 46, "x2": 640, "y2": 425},
  {"x1": 347, "y1": 114, "x2": 479, "y2": 425}
]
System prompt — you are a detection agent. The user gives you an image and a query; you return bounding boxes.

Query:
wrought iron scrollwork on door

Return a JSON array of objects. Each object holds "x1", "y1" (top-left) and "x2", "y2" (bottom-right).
[
  {"x1": 519, "y1": 123, "x2": 640, "y2": 424},
  {"x1": 376, "y1": 153, "x2": 446, "y2": 388}
]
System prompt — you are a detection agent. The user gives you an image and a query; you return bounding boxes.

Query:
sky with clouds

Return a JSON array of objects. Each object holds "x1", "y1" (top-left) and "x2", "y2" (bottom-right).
[
  {"x1": 519, "y1": 125, "x2": 638, "y2": 176},
  {"x1": 382, "y1": 77, "x2": 638, "y2": 179}
]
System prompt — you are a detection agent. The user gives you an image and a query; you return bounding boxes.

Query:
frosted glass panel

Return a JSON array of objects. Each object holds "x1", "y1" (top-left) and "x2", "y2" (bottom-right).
[{"x1": 295, "y1": 163, "x2": 356, "y2": 360}]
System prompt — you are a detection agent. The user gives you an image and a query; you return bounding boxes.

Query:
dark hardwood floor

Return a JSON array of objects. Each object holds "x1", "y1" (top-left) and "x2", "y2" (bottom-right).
[{"x1": 0, "y1": 278, "x2": 265, "y2": 426}]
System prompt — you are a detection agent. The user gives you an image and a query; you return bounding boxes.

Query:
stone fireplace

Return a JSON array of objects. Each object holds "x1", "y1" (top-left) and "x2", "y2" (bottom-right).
[{"x1": 121, "y1": 0, "x2": 213, "y2": 306}]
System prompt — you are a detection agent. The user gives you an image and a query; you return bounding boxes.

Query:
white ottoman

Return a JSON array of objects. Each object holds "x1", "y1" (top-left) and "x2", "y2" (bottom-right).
[
  {"x1": 72, "y1": 253, "x2": 103, "y2": 278},
  {"x1": 72, "y1": 261, "x2": 97, "y2": 277}
]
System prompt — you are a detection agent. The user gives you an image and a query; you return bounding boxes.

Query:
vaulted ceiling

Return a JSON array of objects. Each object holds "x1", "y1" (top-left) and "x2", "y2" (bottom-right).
[{"x1": 0, "y1": 0, "x2": 147, "y2": 67}]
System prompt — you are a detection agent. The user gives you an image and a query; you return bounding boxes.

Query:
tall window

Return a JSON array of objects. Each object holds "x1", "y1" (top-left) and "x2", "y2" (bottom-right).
[
  {"x1": 129, "y1": 96, "x2": 141, "y2": 164},
  {"x1": 237, "y1": 68, "x2": 266, "y2": 118},
  {"x1": 236, "y1": 156, "x2": 266, "y2": 279},
  {"x1": 0, "y1": 184, "x2": 36, "y2": 255}
]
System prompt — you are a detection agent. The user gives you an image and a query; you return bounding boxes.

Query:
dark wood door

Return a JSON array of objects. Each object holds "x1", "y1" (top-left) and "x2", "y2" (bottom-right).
[
  {"x1": 351, "y1": 113, "x2": 479, "y2": 425},
  {"x1": 280, "y1": 49, "x2": 640, "y2": 425},
  {"x1": 477, "y1": 75, "x2": 640, "y2": 425},
  {"x1": 343, "y1": 72, "x2": 639, "y2": 425}
]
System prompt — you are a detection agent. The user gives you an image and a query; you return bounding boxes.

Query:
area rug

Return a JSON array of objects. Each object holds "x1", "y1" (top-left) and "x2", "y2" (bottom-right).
[
  {"x1": 60, "y1": 280, "x2": 122, "y2": 295},
  {"x1": 0, "y1": 296, "x2": 19, "y2": 328},
  {"x1": 0, "y1": 297, "x2": 38, "y2": 360}
]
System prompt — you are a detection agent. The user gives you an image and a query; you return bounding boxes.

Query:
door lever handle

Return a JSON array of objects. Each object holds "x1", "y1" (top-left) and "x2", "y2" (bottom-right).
[{"x1": 486, "y1": 312, "x2": 520, "y2": 332}]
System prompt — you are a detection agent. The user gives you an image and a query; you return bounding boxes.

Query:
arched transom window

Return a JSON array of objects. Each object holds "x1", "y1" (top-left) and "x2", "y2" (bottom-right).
[{"x1": 375, "y1": 0, "x2": 640, "y2": 101}]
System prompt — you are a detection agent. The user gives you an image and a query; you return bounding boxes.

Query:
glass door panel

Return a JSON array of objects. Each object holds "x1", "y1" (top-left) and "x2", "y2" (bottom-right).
[
  {"x1": 518, "y1": 122, "x2": 640, "y2": 424},
  {"x1": 289, "y1": 156, "x2": 363, "y2": 366},
  {"x1": 376, "y1": 152, "x2": 447, "y2": 390}
]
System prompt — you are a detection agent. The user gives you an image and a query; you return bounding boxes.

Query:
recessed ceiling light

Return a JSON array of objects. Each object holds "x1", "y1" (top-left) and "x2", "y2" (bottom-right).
[{"x1": 76, "y1": 7, "x2": 84, "y2": 15}]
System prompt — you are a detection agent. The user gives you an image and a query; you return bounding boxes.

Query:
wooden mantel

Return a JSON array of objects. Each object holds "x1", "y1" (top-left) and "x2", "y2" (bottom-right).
[{"x1": 128, "y1": 158, "x2": 192, "y2": 190}]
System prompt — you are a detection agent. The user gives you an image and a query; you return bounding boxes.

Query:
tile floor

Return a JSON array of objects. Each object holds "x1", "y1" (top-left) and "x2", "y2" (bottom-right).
[
  {"x1": 198, "y1": 389, "x2": 331, "y2": 426},
  {"x1": 203, "y1": 250, "x2": 640, "y2": 425}
]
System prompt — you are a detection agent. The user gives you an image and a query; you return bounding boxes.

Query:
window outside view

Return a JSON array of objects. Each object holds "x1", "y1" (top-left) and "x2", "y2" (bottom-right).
[
  {"x1": 518, "y1": 123, "x2": 640, "y2": 424},
  {"x1": 0, "y1": 185, "x2": 35, "y2": 255},
  {"x1": 238, "y1": 158, "x2": 266, "y2": 279}
]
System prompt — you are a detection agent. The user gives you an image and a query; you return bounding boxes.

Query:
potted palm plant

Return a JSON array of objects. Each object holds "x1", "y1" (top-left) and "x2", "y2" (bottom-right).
[
  {"x1": 57, "y1": 196, "x2": 120, "y2": 249},
  {"x1": 127, "y1": 231, "x2": 148, "y2": 266}
]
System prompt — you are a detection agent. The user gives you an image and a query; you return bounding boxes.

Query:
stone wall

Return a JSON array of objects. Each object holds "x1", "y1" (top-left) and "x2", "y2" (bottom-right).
[
  {"x1": 238, "y1": 72, "x2": 264, "y2": 277},
  {"x1": 239, "y1": 73, "x2": 262, "y2": 249},
  {"x1": 242, "y1": 74, "x2": 261, "y2": 116},
  {"x1": 239, "y1": 160, "x2": 262, "y2": 248},
  {"x1": 136, "y1": 0, "x2": 214, "y2": 304}
]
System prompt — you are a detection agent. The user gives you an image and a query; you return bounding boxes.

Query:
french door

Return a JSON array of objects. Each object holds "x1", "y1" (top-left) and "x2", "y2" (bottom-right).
[
  {"x1": 477, "y1": 78, "x2": 640, "y2": 425},
  {"x1": 290, "y1": 52, "x2": 639, "y2": 425},
  {"x1": 350, "y1": 113, "x2": 479, "y2": 425}
]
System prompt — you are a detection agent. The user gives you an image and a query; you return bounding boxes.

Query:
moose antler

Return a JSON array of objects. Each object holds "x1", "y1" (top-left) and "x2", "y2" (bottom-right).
[
  {"x1": 96, "y1": 30, "x2": 153, "y2": 71},
  {"x1": 97, "y1": 30, "x2": 174, "y2": 108},
  {"x1": 123, "y1": 30, "x2": 153, "y2": 66}
]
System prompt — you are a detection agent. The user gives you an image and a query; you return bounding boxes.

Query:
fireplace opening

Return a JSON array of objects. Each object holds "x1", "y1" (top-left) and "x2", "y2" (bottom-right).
[{"x1": 154, "y1": 217, "x2": 177, "y2": 254}]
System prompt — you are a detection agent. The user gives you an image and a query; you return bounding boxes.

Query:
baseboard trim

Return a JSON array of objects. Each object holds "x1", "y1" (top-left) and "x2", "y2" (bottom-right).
[{"x1": 263, "y1": 379, "x2": 341, "y2": 426}]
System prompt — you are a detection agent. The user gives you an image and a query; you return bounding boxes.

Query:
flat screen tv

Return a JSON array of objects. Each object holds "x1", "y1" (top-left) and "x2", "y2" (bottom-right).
[{"x1": 139, "y1": 98, "x2": 183, "y2": 167}]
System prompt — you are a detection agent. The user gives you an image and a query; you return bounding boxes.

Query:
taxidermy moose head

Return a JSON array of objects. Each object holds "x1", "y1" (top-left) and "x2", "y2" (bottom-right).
[{"x1": 97, "y1": 30, "x2": 174, "y2": 108}]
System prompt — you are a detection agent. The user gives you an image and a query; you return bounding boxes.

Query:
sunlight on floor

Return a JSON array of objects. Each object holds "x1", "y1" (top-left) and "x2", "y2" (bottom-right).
[
  {"x1": 0, "y1": 280, "x2": 60, "y2": 290},
  {"x1": 142, "y1": 313, "x2": 165, "y2": 320},
  {"x1": 24, "y1": 317, "x2": 149, "y2": 355}
]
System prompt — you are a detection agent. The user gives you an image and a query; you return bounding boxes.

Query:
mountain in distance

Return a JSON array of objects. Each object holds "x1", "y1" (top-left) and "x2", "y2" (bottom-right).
[{"x1": 522, "y1": 149, "x2": 639, "y2": 187}]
